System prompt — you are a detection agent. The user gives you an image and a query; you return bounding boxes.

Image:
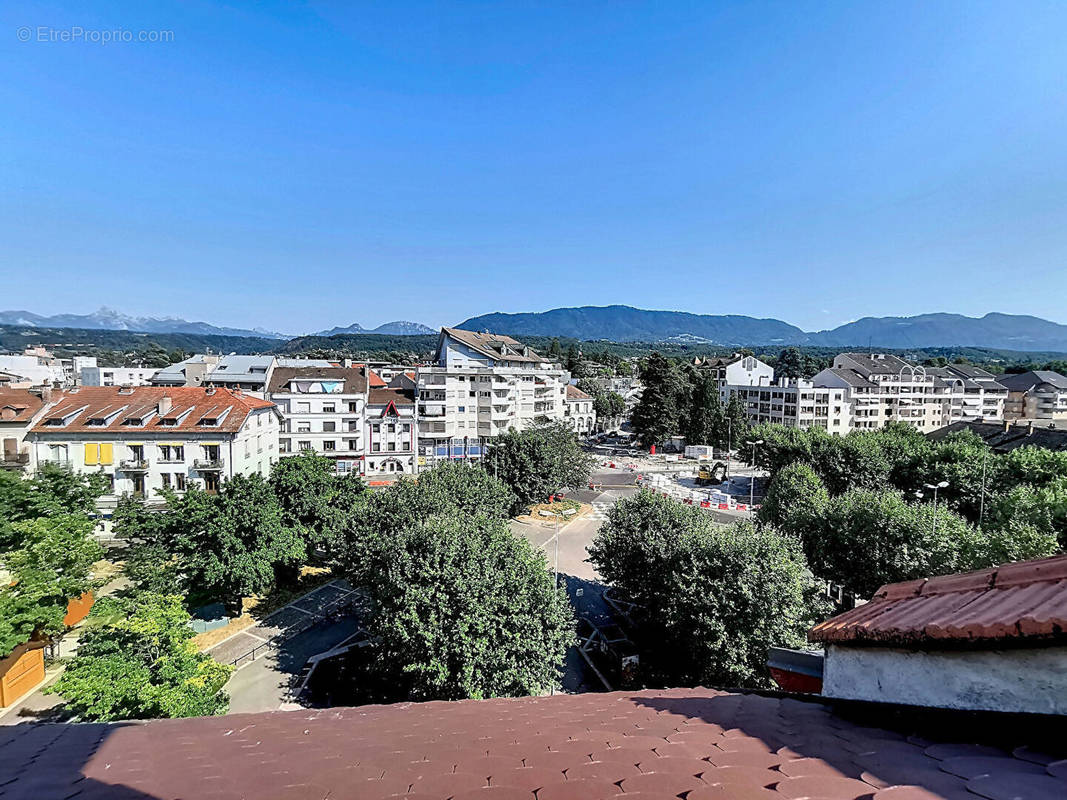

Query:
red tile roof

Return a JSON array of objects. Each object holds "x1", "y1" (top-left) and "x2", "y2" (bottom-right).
[
  {"x1": 28, "y1": 386, "x2": 276, "y2": 436},
  {"x1": 4, "y1": 687, "x2": 1066, "y2": 800},
  {"x1": 368, "y1": 369, "x2": 387, "y2": 388},
  {"x1": 566, "y1": 385, "x2": 593, "y2": 400},
  {"x1": 0, "y1": 388, "x2": 44, "y2": 423},
  {"x1": 810, "y1": 555, "x2": 1067, "y2": 647}
]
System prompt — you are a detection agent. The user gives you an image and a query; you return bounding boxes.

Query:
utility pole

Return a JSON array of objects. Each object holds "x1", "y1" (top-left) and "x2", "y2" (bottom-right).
[
  {"x1": 746, "y1": 439, "x2": 763, "y2": 507},
  {"x1": 978, "y1": 448, "x2": 988, "y2": 530}
]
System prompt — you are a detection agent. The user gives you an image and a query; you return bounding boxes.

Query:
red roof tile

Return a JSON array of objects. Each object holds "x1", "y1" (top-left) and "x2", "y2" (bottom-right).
[
  {"x1": 810, "y1": 555, "x2": 1067, "y2": 646},
  {"x1": 0, "y1": 388, "x2": 45, "y2": 423},
  {"x1": 2, "y1": 688, "x2": 1065, "y2": 800}
]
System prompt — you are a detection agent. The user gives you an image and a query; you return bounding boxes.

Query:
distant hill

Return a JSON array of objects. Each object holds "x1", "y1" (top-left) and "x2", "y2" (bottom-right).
[
  {"x1": 457, "y1": 306, "x2": 1067, "y2": 352},
  {"x1": 314, "y1": 321, "x2": 436, "y2": 336},
  {"x1": 808, "y1": 313, "x2": 1067, "y2": 351},
  {"x1": 0, "y1": 307, "x2": 288, "y2": 340},
  {"x1": 457, "y1": 306, "x2": 808, "y2": 345}
]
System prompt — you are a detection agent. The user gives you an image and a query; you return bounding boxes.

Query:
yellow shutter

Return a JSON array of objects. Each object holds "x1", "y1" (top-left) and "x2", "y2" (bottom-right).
[
  {"x1": 99, "y1": 443, "x2": 113, "y2": 465},
  {"x1": 84, "y1": 443, "x2": 99, "y2": 465}
]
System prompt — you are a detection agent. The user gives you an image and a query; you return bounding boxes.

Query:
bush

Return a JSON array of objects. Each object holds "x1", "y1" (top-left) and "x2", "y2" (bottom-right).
[
  {"x1": 45, "y1": 593, "x2": 231, "y2": 721},
  {"x1": 588, "y1": 491, "x2": 828, "y2": 688}
]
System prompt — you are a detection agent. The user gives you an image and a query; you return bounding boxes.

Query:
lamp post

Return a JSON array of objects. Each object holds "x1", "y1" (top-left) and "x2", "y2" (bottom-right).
[
  {"x1": 746, "y1": 439, "x2": 763, "y2": 507},
  {"x1": 924, "y1": 480, "x2": 949, "y2": 538},
  {"x1": 725, "y1": 417, "x2": 732, "y2": 480}
]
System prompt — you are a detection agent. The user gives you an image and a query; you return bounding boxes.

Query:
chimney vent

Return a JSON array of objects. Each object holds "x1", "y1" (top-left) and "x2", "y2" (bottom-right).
[{"x1": 158, "y1": 396, "x2": 172, "y2": 416}]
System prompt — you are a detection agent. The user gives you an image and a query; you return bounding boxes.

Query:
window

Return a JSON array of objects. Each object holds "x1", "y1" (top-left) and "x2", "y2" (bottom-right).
[
  {"x1": 402, "y1": 423, "x2": 410, "y2": 432},
  {"x1": 322, "y1": 421, "x2": 336, "y2": 432},
  {"x1": 175, "y1": 473, "x2": 186, "y2": 491},
  {"x1": 323, "y1": 440, "x2": 336, "y2": 451},
  {"x1": 161, "y1": 473, "x2": 171, "y2": 489},
  {"x1": 372, "y1": 423, "x2": 380, "y2": 432},
  {"x1": 348, "y1": 402, "x2": 359, "y2": 412},
  {"x1": 297, "y1": 422, "x2": 311, "y2": 433},
  {"x1": 387, "y1": 424, "x2": 395, "y2": 433},
  {"x1": 159, "y1": 444, "x2": 184, "y2": 462},
  {"x1": 279, "y1": 439, "x2": 291, "y2": 453},
  {"x1": 297, "y1": 402, "x2": 311, "y2": 414},
  {"x1": 348, "y1": 440, "x2": 359, "y2": 451},
  {"x1": 298, "y1": 440, "x2": 312, "y2": 451},
  {"x1": 372, "y1": 442, "x2": 381, "y2": 452},
  {"x1": 388, "y1": 442, "x2": 396, "y2": 452},
  {"x1": 458, "y1": 406, "x2": 466, "y2": 412},
  {"x1": 323, "y1": 404, "x2": 336, "y2": 413}
]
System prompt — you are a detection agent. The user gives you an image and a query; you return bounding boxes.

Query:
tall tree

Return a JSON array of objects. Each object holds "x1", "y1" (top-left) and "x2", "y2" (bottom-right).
[
  {"x1": 630, "y1": 352, "x2": 687, "y2": 448},
  {"x1": 684, "y1": 373, "x2": 724, "y2": 445}
]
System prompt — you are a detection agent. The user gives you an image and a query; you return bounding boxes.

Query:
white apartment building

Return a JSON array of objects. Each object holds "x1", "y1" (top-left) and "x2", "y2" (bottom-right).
[
  {"x1": 927, "y1": 365, "x2": 1007, "y2": 422},
  {"x1": 416, "y1": 328, "x2": 570, "y2": 463},
  {"x1": 813, "y1": 353, "x2": 951, "y2": 431},
  {"x1": 1000, "y1": 371, "x2": 1067, "y2": 421},
  {"x1": 267, "y1": 366, "x2": 368, "y2": 472},
  {"x1": 80, "y1": 366, "x2": 159, "y2": 387},
  {"x1": 564, "y1": 385, "x2": 597, "y2": 435},
  {"x1": 25, "y1": 386, "x2": 280, "y2": 501},
  {"x1": 696, "y1": 354, "x2": 775, "y2": 388},
  {"x1": 366, "y1": 385, "x2": 417, "y2": 477},
  {"x1": 725, "y1": 379, "x2": 852, "y2": 432}
]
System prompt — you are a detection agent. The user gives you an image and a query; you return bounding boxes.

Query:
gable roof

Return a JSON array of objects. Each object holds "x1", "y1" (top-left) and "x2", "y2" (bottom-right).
[
  {"x1": 0, "y1": 388, "x2": 45, "y2": 423},
  {"x1": 4, "y1": 686, "x2": 1066, "y2": 800},
  {"x1": 28, "y1": 387, "x2": 275, "y2": 435},
  {"x1": 440, "y1": 327, "x2": 547, "y2": 364},
  {"x1": 810, "y1": 554, "x2": 1067, "y2": 648},
  {"x1": 566, "y1": 384, "x2": 593, "y2": 400}
]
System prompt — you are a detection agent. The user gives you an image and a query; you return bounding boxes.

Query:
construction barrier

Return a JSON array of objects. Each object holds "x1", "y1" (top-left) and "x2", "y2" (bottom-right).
[{"x1": 0, "y1": 642, "x2": 46, "y2": 708}]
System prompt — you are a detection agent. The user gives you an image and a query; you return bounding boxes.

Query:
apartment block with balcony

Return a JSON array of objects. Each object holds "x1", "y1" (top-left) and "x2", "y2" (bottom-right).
[
  {"x1": 1000, "y1": 370, "x2": 1067, "y2": 421},
  {"x1": 267, "y1": 366, "x2": 369, "y2": 473},
  {"x1": 416, "y1": 328, "x2": 570, "y2": 463},
  {"x1": 25, "y1": 386, "x2": 280, "y2": 503},
  {"x1": 724, "y1": 379, "x2": 852, "y2": 432},
  {"x1": 926, "y1": 365, "x2": 1007, "y2": 422}
]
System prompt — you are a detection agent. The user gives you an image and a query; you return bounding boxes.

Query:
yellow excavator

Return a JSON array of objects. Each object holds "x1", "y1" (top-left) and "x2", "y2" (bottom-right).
[{"x1": 695, "y1": 461, "x2": 728, "y2": 486}]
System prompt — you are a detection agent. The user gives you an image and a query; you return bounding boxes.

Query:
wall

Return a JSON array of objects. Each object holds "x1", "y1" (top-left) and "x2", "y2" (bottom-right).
[{"x1": 823, "y1": 643, "x2": 1067, "y2": 714}]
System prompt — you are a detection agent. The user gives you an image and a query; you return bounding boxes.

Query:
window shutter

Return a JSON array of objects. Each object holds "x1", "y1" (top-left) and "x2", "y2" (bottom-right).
[
  {"x1": 84, "y1": 443, "x2": 99, "y2": 465},
  {"x1": 99, "y1": 443, "x2": 113, "y2": 465}
]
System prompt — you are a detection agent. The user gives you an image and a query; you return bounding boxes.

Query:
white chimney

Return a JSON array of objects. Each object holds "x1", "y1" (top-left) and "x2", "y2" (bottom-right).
[{"x1": 158, "y1": 396, "x2": 172, "y2": 416}]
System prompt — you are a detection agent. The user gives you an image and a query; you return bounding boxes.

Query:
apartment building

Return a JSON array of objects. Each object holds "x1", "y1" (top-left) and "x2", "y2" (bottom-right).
[
  {"x1": 416, "y1": 328, "x2": 569, "y2": 463},
  {"x1": 366, "y1": 384, "x2": 417, "y2": 476},
  {"x1": 267, "y1": 366, "x2": 368, "y2": 472},
  {"x1": 0, "y1": 388, "x2": 49, "y2": 470},
  {"x1": 926, "y1": 365, "x2": 1007, "y2": 422},
  {"x1": 725, "y1": 379, "x2": 852, "y2": 432},
  {"x1": 80, "y1": 366, "x2": 159, "y2": 387},
  {"x1": 564, "y1": 385, "x2": 597, "y2": 435},
  {"x1": 813, "y1": 353, "x2": 951, "y2": 431},
  {"x1": 1000, "y1": 370, "x2": 1067, "y2": 421},
  {"x1": 25, "y1": 386, "x2": 280, "y2": 501},
  {"x1": 695, "y1": 353, "x2": 775, "y2": 388}
]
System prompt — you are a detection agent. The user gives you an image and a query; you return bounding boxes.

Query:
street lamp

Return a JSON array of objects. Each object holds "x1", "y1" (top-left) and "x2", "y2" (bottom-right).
[
  {"x1": 923, "y1": 480, "x2": 949, "y2": 538},
  {"x1": 746, "y1": 439, "x2": 764, "y2": 507}
]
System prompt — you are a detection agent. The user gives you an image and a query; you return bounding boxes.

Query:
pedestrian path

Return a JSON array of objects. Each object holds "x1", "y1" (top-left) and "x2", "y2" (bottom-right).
[{"x1": 589, "y1": 501, "x2": 612, "y2": 521}]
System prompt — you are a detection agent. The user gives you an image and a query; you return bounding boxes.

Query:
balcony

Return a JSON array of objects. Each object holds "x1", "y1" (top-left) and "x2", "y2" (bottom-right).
[
  {"x1": 193, "y1": 458, "x2": 225, "y2": 472},
  {"x1": 119, "y1": 458, "x2": 149, "y2": 472},
  {"x1": 420, "y1": 404, "x2": 446, "y2": 417},
  {"x1": 0, "y1": 452, "x2": 29, "y2": 469}
]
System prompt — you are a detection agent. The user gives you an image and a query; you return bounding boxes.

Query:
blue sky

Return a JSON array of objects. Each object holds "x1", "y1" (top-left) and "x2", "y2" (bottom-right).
[{"x1": 3, "y1": 1, "x2": 1067, "y2": 335}]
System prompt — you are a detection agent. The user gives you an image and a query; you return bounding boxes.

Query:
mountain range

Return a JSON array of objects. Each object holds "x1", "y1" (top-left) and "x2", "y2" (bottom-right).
[
  {"x1": 0, "y1": 307, "x2": 291, "y2": 340},
  {"x1": 312, "y1": 321, "x2": 437, "y2": 336},
  {"x1": 457, "y1": 306, "x2": 1067, "y2": 352}
]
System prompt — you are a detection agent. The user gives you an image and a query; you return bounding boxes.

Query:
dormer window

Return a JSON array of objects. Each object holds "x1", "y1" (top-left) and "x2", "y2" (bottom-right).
[{"x1": 123, "y1": 417, "x2": 143, "y2": 426}]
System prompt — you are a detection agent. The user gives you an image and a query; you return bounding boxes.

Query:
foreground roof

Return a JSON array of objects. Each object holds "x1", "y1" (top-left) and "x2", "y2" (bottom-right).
[
  {"x1": 28, "y1": 387, "x2": 275, "y2": 435},
  {"x1": 927, "y1": 420, "x2": 1067, "y2": 453},
  {"x1": 810, "y1": 555, "x2": 1067, "y2": 648},
  {"x1": 4, "y1": 687, "x2": 1067, "y2": 800}
]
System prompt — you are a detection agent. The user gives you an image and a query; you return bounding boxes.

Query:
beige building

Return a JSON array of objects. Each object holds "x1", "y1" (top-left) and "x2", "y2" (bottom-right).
[
  {"x1": 564, "y1": 385, "x2": 597, "y2": 435},
  {"x1": 0, "y1": 388, "x2": 49, "y2": 470},
  {"x1": 1000, "y1": 370, "x2": 1067, "y2": 421}
]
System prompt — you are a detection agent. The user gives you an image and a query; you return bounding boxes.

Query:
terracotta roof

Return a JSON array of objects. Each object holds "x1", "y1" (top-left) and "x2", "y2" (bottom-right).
[
  {"x1": 0, "y1": 388, "x2": 44, "y2": 423},
  {"x1": 368, "y1": 386, "x2": 415, "y2": 407},
  {"x1": 266, "y1": 366, "x2": 369, "y2": 395},
  {"x1": 566, "y1": 385, "x2": 593, "y2": 400},
  {"x1": 810, "y1": 554, "x2": 1067, "y2": 647},
  {"x1": 28, "y1": 386, "x2": 275, "y2": 436},
  {"x1": 4, "y1": 687, "x2": 1067, "y2": 800},
  {"x1": 368, "y1": 369, "x2": 387, "y2": 388}
]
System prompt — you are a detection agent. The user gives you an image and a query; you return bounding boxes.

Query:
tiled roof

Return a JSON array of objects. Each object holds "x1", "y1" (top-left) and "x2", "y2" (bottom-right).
[
  {"x1": 28, "y1": 387, "x2": 275, "y2": 435},
  {"x1": 566, "y1": 385, "x2": 593, "y2": 400},
  {"x1": 999, "y1": 370, "x2": 1067, "y2": 392},
  {"x1": 927, "y1": 420, "x2": 1067, "y2": 453},
  {"x1": 4, "y1": 687, "x2": 1067, "y2": 800},
  {"x1": 368, "y1": 369, "x2": 387, "y2": 388},
  {"x1": 442, "y1": 327, "x2": 547, "y2": 364},
  {"x1": 266, "y1": 366, "x2": 369, "y2": 395},
  {"x1": 0, "y1": 388, "x2": 44, "y2": 423},
  {"x1": 810, "y1": 555, "x2": 1067, "y2": 647},
  {"x1": 368, "y1": 386, "x2": 415, "y2": 407}
]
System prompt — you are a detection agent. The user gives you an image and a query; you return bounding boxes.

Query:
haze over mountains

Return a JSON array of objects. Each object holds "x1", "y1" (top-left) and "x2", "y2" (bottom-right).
[
  {"x1": 5, "y1": 305, "x2": 1067, "y2": 352},
  {"x1": 457, "y1": 306, "x2": 1067, "y2": 352}
]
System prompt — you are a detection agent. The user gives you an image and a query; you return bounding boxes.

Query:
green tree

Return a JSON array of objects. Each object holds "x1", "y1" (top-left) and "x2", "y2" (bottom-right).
[
  {"x1": 684, "y1": 373, "x2": 723, "y2": 446},
  {"x1": 45, "y1": 593, "x2": 232, "y2": 721},
  {"x1": 269, "y1": 451, "x2": 364, "y2": 552},
  {"x1": 0, "y1": 465, "x2": 108, "y2": 549},
  {"x1": 631, "y1": 352, "x2": 687, "y2": 448},
  {"x1": 588, "y1": 491, "x2": 828, "y2": 688},
  {"x1": 758, "y1": 462, "x2": 829, "y2": 540},
  {"x1": 483, "y1": 420, "x2": 594, "y2": 514},
  {"x1": 0, "y1": 515, "x2": 103, "y2": 657},
  {"x1": 548, "y1": 338, "x2": 563, "y2": 361},
  {"x1": 341, "y1": 485, "x2": 573, "y2": 701},
  {"x1": 775, "y1": 347, "x2": 806, "y2": 379}
]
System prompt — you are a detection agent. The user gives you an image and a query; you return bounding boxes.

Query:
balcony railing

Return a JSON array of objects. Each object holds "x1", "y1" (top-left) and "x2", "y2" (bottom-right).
[
  {"x1": 194, "y1": 458, "x2": 225, "y2": 471},
  {"x1": 119, "y1": 458, "x2": 149, "y2": 472},
  {"x1": 0, "y1": 453, "x2": 29, "y2": 467}
]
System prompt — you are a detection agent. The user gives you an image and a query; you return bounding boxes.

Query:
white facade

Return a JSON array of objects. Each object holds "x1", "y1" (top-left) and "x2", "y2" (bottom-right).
[
  {"x1": 417, "y1": 328, "x2": 570, "y2": 463},
  {"x1": 724, "y1": 379, "x2": 852, "y2": 432},
  {"x1": 26, "y1": 387, "x2": 280, "y2": 502},
  {"x1": 269, "y1": 368, "x2": 367, "y2": 470},
  {"x1": 928, "y1": 365, "x2": 1007, "y2": 423},
  {"x1": 365, "y1": 390, "x2": 417, "y2": 476},
  {"x1": 80, "y1": 366, "x2": 159, "y2": 387},
  {"x1": 564, "y1": 386, "x2": 597, "y2": 435}
]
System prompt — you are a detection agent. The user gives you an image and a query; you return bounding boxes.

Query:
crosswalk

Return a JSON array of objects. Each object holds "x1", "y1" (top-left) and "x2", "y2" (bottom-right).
[{"x1": 588, "y1": 502, "x2": 612, "y2": 522}]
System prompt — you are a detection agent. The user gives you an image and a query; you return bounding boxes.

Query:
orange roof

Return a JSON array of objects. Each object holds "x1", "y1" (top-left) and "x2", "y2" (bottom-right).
[
  {"x1": 566, "y1": 384, "x2": 593, "y2": 400},
  {"x1": 0, "y1": 388, "x2": 45, "y2": 424},
  {"x1": 29, "y1": 386, "x2": 275, "y2": 436},
  {"x1": 367, "y1": 369, "x2": 386, "y2": 388},
  {"x1": 810, "y1": 554, "x2": 1067, "y2": 647}
]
